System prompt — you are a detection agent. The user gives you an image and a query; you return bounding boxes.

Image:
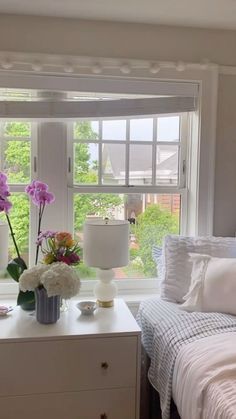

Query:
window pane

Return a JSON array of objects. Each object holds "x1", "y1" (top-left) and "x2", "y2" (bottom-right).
[
  {"x1": 129, "y1": 144, "x2": 152, "y2": 185},
  {"x1": 3, "y1": 122, "x2": 31, "y2": 138},
  {"x1": 3, "y1": 140, "x2": 31, "y2": 184},
  {"x1": 102, "y1": 120, "x2": 126, "y2": 141},
  {"x1": 157, "y1": 116, "x2": 180, "y2": 141},
  {"x1": 74, "y1": 143, "x2": 98, "y2": 185},
  {"x1": 73, "y1": 121, "x2": 99, "y2": 140},
  {"x1": 0, "y1": 193, "x2": 29, "y2": 266},
  {"x1": 73, "y1": 193, "x2": 180, "y2": 280},
  {"x1": 102, "y1": 144, "x2": 126, "y2": 185},
  {"x1": 130, "y1": 118, "x2": 153, "y2": 141},
  {"x1": 156, "y1": 145, "x2": 179, "y2": 185}
]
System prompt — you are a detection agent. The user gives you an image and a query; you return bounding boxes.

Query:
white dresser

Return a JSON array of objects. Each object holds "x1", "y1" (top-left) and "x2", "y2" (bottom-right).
[{"x1": 0, "y1": 299, "x2": 141, "y2": 419}]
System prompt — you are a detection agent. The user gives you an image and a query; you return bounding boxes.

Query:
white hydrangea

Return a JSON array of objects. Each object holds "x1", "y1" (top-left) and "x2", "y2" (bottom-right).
[
  {"x1": 19, "y1": 262, "x2": 80, "y2": 299},
  {"x1": 19, "y1": 264, "x2": 48, "y2": 291},
  {"x1": 40, "y1": 262, "x2": 80, "y2": 299}
]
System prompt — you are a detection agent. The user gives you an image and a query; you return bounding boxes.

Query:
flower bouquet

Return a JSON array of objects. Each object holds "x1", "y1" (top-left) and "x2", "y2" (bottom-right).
[{"x1": 37, "y1": 231, "x2": 81, "y2": 266}]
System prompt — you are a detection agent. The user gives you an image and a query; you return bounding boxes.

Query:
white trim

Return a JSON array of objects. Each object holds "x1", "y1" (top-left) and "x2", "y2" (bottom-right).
[
  {"x1": 0, "y1": 65, "x2": 218, "y2": 295},
  {"x1": 196, "y1": 67, "x2": 218, "y2": 235},
  {"x1": 0, "y1": 277, "x2": 160, "y2": 297}
]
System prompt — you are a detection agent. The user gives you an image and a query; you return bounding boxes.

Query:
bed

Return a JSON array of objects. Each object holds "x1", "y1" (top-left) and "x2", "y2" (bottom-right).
[{"x1": 137, "y1": 297, "x2": 236, "y2": 419}]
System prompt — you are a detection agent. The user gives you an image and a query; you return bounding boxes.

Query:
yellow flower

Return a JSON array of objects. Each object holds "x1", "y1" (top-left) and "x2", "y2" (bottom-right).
[
  {"x1": 55, "y1": 232, "x2": 74, "y2": 248},
  {"x1": 43, "y1": 253, "x2": 55, "y2": 264}
]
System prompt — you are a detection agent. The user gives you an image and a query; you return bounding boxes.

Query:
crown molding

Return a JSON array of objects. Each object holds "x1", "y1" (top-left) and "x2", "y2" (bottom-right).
[{"x1": 0, "y1": 51, "x2": 220, "y2": 77}]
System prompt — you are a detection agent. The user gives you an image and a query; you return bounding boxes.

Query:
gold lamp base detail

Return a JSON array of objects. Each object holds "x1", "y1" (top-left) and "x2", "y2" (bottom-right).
[{"x1": 97, "y1": 300, "x2": 114, "y2": 308}]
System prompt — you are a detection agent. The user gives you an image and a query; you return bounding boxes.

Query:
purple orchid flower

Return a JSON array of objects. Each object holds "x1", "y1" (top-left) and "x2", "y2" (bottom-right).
[
  {"x1": 33, "y1": 190, "x2": 55, "y2": 207},
  {"x1": 25, "y1": 179, "x2": 55, "y2": 264},
  {"x1": 36, "y1": 230, "x2": 56, "y2": 245},
  {"x1": 0, "y1": 198, "x2": 12, "y2": 213}
]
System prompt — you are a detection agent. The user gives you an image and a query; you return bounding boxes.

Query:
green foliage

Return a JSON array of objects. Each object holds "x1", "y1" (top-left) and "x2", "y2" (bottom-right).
[
  {"x1": 73, "y1": 121, "x2": 123, "y2": 232},
  {"x1": 134, "y1": 204, "x2": 179, "y2": 277},
  {"x1": 74, "y1": 193, "x2": 123, "y2": 232},
  {"x1": 4, "y1": 122, "x2": 31, "y2": 137},
  {"x1": 76, "y1": 262, "x2": 97, "y2": 279},
  {"x1": 2, "y1": 122, "x2": 31, "y2": 183},
  {"x1": 74, "y1": 121, "x2": 98, "y2": 141},
  {"x1": 0, "y1": 194, "x2": 29, "y2": 263},
  {"x1": 4, "y1": 141, "x2": 30, "y2": 183},
  {"x1": 7, "y1": 257, "x2": 27, "y2": 281}
]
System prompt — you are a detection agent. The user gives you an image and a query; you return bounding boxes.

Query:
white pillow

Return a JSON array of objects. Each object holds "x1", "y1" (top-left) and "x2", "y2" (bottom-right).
[
  {"x1": 181, "y1": 253, "x2": 236, "y2": 315},
  {"x1": 160, "y1": 235, "x2": 236, "y2": 303}
]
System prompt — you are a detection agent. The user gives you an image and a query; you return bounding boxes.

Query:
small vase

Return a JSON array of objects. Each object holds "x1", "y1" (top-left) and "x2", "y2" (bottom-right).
[{"x1": 35, "y1": 287, "x2": 60, "y2": 324}]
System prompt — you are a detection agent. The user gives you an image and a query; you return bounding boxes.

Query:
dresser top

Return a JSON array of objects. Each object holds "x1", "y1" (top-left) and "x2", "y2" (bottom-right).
[{"x1": 0, "y1": 298, "x2": 140, "y2": 342}]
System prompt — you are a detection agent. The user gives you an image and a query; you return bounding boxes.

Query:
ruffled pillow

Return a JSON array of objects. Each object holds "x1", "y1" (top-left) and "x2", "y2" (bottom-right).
[{"x1": 181, "y1": 253, "x2": 236, "y2": 315}]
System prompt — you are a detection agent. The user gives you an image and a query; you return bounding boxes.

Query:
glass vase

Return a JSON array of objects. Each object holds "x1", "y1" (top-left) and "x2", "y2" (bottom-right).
[{"x1": 35, "y1": 287, "x2": 60, "y2": 324}]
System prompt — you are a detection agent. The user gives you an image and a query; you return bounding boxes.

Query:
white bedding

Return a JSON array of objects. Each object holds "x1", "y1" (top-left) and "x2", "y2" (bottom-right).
[{"x1": 172, "y1": 333, "x2": 236, "y2": 419}]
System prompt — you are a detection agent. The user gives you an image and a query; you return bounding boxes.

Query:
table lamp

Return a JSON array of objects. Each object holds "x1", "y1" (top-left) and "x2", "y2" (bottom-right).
[
  {"x1": 83, "y1": 219, "x2": 129, "y2": 307},
  {"x1": 0, "y1": 221, "x2": 8, "y2": 270}
]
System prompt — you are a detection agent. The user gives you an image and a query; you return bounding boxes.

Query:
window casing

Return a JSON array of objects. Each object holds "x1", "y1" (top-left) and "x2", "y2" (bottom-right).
[{"x1": 0, "y1": 68, "x2": 218, "y2": 298}]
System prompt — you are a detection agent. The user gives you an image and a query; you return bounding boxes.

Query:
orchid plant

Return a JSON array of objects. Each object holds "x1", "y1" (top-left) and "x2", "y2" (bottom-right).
[{"x1": 0, "y1": 172, "x2": 55, "y2": 307}]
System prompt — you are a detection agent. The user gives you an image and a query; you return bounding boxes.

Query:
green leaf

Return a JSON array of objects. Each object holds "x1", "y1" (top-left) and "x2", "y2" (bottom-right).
[
  {"x1": 17, "y1": 290, "x2": 35, "y2": 309},
  {"x1": 7, "y1": 257, "x2": 27, "y2": 282}
]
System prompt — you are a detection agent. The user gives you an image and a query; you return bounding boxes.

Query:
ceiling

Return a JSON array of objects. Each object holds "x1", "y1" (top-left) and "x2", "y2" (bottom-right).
[{"x1": 0, "y1": 0, "x2": 236, "y2": 30}]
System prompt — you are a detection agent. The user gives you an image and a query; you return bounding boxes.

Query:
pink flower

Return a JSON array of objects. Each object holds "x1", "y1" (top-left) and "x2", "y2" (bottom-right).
[
  {"x1": 0, "y1": 185, "x2": 10, "y2": 198},
  {"x1": 25, "y1": 180, "x2": 36, "y2": 196},
  {"x1": 36, "y1": 230, "x2": 56, "y2": 245},
  {"x1": 68, "y1": 253, "x2": 80, "y2": 264},
  {"x1": 34, "y1": 181, "x2": 48, "y2": 191},
  {"x1": 0, "y1": 173, "x2": 7, "y2": 183},
  {"x1": 0, "y1": 198, "x2": 12, "y2": 213},
  {"x1": 33, "y1": 190, "x2": 55, "y2": 206},
  {"x1": 57, "y1": 255, "x2": 71, "y2": 265}
]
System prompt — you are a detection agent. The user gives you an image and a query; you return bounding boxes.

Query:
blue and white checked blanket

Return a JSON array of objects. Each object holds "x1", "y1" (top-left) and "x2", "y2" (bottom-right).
[{"x1": 137, "y1": 298, "x2": 236, "y2": 419}]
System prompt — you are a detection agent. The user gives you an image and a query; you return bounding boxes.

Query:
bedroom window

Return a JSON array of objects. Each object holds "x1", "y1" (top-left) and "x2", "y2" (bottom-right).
[
  {"x1": 0, "y1": 70, "x2": 217, "y2": 296},
  {"x1": 68, "y1": 112, "x2": 188, "y2": 280}
]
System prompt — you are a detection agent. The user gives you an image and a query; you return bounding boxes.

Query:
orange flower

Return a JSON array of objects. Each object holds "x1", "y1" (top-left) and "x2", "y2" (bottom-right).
[{"x1": 55, "y1": 232, "x2": 74, "y2": 248}]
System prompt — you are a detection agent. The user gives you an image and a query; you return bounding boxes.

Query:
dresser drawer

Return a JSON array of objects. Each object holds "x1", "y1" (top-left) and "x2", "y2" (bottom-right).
[
  {"x1": 0, "y1": 388, "x2": 136, "y2": 419},
  {"x1": 0, "y1": 336, "x2": 137, "y2": 396}
]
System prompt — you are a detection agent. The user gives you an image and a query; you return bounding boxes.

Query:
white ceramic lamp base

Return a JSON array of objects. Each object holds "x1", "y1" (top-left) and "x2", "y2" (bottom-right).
[{"x1": 94, "y1": 269, "x2": 117, "y2": 308}]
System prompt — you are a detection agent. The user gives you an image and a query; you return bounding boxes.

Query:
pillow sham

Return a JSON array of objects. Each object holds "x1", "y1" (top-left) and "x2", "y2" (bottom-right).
[
  {"x1": 181, "y1": 253, "x2": 236, "y2": 315},
  {"x1": 160, "y1": 235, "x2": 236, "y2": 303}
]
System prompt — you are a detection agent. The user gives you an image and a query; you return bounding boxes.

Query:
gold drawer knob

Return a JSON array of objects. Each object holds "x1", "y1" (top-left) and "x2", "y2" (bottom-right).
[
  {"x1": 101, "y1": 362, "x2": 109, "y2": 370},
  {"x1": 100, "y1": 414, "x2": 107, "y2": 419}
]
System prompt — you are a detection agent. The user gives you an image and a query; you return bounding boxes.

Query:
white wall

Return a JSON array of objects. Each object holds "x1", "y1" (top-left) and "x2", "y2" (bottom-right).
[
  {"x1": 0, "y1": 13, "x2": 235, "y2": 236},
  {"x1": 214, "y1": 75, "x2": 236, "y2": 236},
  {"x1": 0, "y1": 14, "x2": 236, "y2": 66}
]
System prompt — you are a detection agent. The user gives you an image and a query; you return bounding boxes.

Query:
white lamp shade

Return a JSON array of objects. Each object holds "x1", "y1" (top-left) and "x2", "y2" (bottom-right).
[
  {"x1": 0, "y1": 221, "x2": 8, "y2": 270},
  {"x1": 83, "y1": 220, "x2": 129, "y2": 269}
]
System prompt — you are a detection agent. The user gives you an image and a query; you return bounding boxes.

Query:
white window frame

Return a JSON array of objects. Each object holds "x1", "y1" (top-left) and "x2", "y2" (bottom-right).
[{"x1": 0, "y1": 66, "x2": 218, "y2": 298}]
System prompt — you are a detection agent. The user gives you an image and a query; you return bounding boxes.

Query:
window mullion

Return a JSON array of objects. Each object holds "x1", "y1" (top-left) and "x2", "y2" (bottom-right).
[
  {"x1": 179, "y1": 113, "x2": 188, "y2": 189},
  {"x1": 125, "y1": 118, "x2": 130, "y2": 186},
  {"x1": 152, "y1": 117, "x2": 157, "y2": 186},
  {"x1": 67, "y1": 122, "x2": 73, "y2": 187},
  {"x1": 98, "y1": 119, "x2": 102, "y2": 186}
]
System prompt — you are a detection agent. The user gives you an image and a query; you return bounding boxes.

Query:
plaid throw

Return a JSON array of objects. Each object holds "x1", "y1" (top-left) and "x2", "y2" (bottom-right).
[{"x1": 137, "y1": 298, "x2": 236, "y2": 419}]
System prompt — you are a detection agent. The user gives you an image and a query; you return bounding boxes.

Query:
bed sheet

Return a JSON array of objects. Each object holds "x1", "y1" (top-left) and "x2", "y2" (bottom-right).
[
  {"x1": 172, "y1": 333, "x2": 236, "y2": 419},
  {"x1": 137, "y1": 298, "x2": 236, "y2": 419}
]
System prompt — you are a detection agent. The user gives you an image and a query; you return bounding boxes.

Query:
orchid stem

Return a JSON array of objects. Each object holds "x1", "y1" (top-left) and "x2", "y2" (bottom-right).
[
  {"x1": 5, "y1": 213, "x2": 21, "y2": 260},
  {"x1": 35, "y1": 203, "x2": 45, "y2": 265}
]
